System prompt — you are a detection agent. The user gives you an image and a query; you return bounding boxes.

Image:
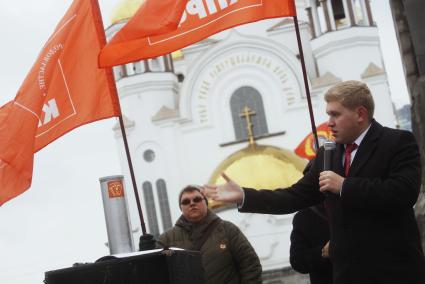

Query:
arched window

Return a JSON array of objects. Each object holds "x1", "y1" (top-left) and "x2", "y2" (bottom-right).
[
  {"x1": 331, "y1": 0, "x2": 345, "y2": 20},
  {"x1": 142, "y1": 181, "x2": 159, "y2": 236},
  {"x1": 230, "y1": 86, "x2": 268, "y2": 141},
  {"x1": 156, "y1": 179, "x2": 173, "y2": 231}
]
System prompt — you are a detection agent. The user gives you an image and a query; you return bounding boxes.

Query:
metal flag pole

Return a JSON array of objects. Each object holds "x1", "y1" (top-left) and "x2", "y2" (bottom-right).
[
  {"x1": 293, "y1": 15, "x2": 320, "y2": 151},
  {"x1": 92, "y1": 0, "x2": 147, "y2": 236}
]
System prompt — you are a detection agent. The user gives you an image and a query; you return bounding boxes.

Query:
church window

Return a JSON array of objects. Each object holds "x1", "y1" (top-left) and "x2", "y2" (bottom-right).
[
  {"x1": 230, "y1": 86, "x2": 269, "y2": 141},
  {"x1": 331, "y1": 0, "x2": 345, "y2": 20},
  {"x1": 177, "y1": 73, "x2": 185, "y2": 83},
  {"x1": 143, "y1": 150, "x2": 155, "y2": 163},
  {"x1": 142, "y1": 181, "x2": 160, "y2": 236},
  {"x1": 156, "y1": 179, "x2": 173, "y2": 231}
]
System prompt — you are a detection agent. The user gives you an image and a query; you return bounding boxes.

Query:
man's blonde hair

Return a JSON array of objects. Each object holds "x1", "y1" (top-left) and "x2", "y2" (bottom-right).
[{"x1": 324, "y1": 80, "x2": 374, "y2": 121}]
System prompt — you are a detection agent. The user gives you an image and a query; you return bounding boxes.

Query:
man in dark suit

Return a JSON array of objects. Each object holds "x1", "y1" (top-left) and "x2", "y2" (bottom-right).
[
  {"x1": 289, "y1": 161, "x2": 333, "y2": 284},
  {"x1": 290, "y1": 203, "x2": 333, "y2": 284},
  {"x1": 204, "y1": 80, "x2": 425, "y2": 284}
]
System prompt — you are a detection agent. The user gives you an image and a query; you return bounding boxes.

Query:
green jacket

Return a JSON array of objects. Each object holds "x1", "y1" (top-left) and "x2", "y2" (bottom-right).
[{"x1": 159, "y1": 211, "x2": 262, "y2": 284}]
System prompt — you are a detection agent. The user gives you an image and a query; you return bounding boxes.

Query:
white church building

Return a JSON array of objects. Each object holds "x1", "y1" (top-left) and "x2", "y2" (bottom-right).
[{"x1": 106, "y1": 0, "x2": 396, "y2": 282}]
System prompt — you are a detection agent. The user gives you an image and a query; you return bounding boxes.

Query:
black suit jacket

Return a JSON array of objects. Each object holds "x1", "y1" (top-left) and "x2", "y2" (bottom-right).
[
  {"x1": 290, "y1": 204, "x2": 333, "y2": 284},
  {"x1": 240, "y1": 120, "x2": 425, "y2": 284}
]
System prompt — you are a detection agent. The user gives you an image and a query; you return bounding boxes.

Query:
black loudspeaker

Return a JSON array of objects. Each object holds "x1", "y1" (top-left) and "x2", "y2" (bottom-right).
[{"x1": 44, "y1": 250, "x2": 203, "y2": 284}]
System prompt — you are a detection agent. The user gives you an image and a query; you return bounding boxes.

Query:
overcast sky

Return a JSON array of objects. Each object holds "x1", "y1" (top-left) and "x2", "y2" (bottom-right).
[
  {"x1": 0, "y1": 1, "x2": 409, "y2": 284},
  {"x1": 0, "y1": 2, "x2": 121, "y2": 284}
]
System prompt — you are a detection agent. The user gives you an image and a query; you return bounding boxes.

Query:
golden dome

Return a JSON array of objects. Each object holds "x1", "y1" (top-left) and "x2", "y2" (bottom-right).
[
  {"x1": 208, "y1": 144, "x2": 307, "y2": 208},
  {"x1": 172, "y1": 50, "x2": 184, "y2": 61},
  {"x1": 110, "y1": 0, "x2": 145, "y2": 25}
]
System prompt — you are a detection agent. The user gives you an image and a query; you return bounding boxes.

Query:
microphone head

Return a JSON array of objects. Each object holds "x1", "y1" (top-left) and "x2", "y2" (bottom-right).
[{"x1": 324, "y1": 141, "x2": 336, "y2": 150}]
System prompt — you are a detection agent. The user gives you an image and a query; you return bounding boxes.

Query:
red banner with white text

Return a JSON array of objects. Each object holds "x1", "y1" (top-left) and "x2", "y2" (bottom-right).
[
  {"x1": 0, "y1": 0, "x2": 120, "y2": 205},
  {"x1": 99, "y1": 0, "x2": 296, "y2": 67}
]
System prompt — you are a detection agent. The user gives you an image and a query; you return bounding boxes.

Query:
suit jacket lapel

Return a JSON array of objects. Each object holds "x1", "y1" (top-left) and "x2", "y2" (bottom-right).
[{"x1": 348, "y1": 120, "x2": 382, "y2": 177}]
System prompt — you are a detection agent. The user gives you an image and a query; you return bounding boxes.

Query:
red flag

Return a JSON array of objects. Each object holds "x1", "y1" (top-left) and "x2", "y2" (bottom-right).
[
  {"x1": 110, "y1": 0, "x2": 188, "y2": 43},
  {"x1": 99, "y1": 0, "x2": 297, "y2": 67},
  {"x1": 294, "y1": 122, "x2": 334, "y2": 160},
  {"x1": 0, "y1": 0, "x2": 120, "y2": 205}
]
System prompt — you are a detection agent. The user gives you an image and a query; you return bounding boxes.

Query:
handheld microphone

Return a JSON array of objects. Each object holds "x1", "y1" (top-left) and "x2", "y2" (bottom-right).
[
  {"x1": 323, "y1": 141, "x2": 336, "y2": 171},
  {"x1": 323, "y1": 141, "x2": 336, "y2": 197}
]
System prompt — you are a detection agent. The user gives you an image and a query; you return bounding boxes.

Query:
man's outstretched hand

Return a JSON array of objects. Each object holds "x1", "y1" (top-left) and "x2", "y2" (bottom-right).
[{"x1": 203, "y1": 173, "x2": 244, "y2": 204}]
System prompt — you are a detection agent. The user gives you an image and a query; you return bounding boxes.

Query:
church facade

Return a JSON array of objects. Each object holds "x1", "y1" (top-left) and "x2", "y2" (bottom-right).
[{"x1": 107, "y1": 0, "x2": 396, "y2": 282}]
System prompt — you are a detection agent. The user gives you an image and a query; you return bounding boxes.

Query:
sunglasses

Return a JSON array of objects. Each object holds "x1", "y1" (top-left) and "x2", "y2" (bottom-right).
[{"x1": 180, "y1": 196, "x2": 204, "y2": 206}]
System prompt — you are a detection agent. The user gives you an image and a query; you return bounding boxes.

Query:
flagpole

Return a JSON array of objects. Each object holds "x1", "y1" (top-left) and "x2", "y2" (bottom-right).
[
  {"x1": 91, "y1": 0, "x2": 147, "y2": 236},
  {"x1": 293, "y1": 16, "x2": 320, "y2": 151},
  {"x1": 117, "y1": 115, "x2": 147, "y2": 235}
]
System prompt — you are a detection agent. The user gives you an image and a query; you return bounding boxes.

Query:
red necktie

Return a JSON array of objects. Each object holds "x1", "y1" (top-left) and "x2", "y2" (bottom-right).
[{"x1": 344, "y1": 143, "x2": 358, "y2": 176}]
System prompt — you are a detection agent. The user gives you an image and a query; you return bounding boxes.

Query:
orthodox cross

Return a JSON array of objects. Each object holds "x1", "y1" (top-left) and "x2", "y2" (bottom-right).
[{"x1": 239, "y1": 106, "x2": 256, "y2": 146}]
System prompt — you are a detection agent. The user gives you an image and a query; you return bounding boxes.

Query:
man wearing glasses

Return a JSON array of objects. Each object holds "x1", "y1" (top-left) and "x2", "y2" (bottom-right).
[{"x1": 158, "y1": 185, "x2": 262, "y2": 284}]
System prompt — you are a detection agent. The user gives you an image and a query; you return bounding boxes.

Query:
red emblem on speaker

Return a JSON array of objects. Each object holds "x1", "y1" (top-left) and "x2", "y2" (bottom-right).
[{"x1": 108, "y1": 181, "x2": 124, "y2": 198}]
